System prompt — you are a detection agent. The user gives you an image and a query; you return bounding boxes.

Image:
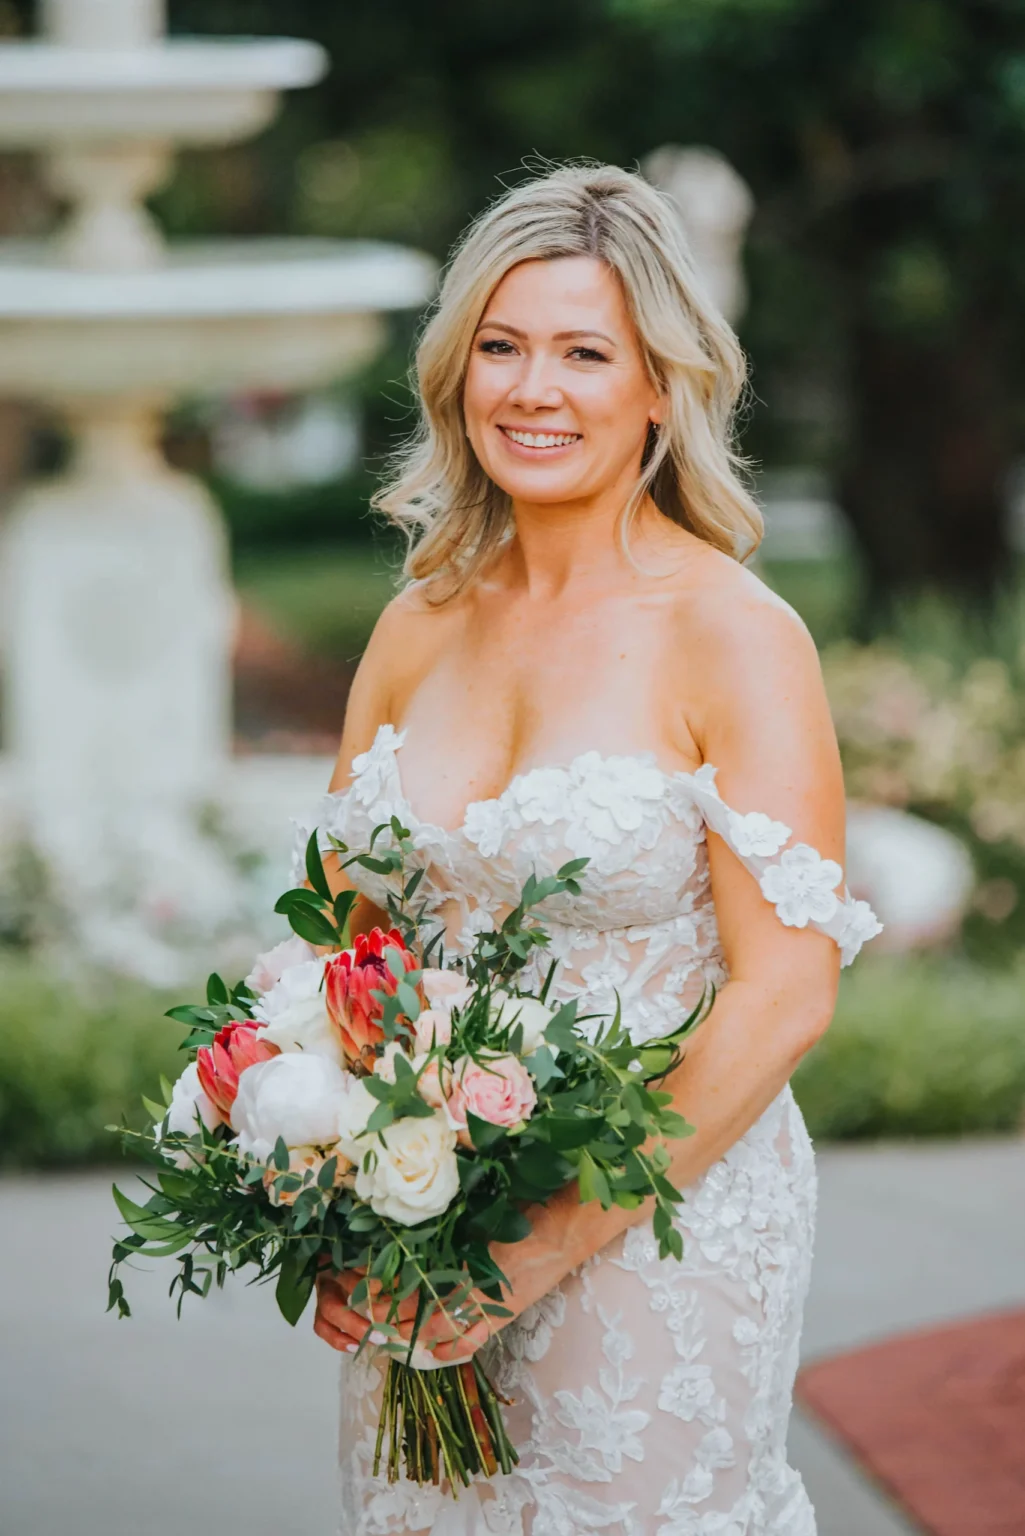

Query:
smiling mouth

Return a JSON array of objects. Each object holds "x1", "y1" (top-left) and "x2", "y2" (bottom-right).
[{"x1": 499, "y1": 426, "x2": 582, "y2": 450}]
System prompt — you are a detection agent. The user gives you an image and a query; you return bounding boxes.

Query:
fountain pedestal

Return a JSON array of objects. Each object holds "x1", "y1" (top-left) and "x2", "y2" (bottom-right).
[{"x1": 0, "y1": 2, "x2": 435, "y2": 979}]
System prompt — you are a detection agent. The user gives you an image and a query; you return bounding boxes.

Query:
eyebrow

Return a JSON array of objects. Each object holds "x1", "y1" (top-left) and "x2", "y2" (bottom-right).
[{"x1": 475, "y1": 320, "x2": 617, "y2": 346}]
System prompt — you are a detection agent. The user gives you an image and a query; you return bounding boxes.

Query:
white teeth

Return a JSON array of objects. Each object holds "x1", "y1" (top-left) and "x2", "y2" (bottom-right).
[{"x1": 505, "y1": 428, "x2": 578, "y2": 448}]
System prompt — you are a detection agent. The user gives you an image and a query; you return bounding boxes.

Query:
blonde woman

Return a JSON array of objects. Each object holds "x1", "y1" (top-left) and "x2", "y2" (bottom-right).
[{"x1": 307, "y1": 164, "x2": 880, "y2": 1535}]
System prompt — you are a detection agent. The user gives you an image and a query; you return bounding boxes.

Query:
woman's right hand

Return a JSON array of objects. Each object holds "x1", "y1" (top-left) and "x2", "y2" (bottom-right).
[{"x1": 312, "y1": 1268, "x2": 491, "y2": 1363}]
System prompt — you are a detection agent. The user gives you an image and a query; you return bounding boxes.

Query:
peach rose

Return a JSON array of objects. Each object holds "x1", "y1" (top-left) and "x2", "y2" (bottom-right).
[
  {"x1": 413, "y1": 1007, "x2": 452, "y2": 1054},
  {"x1": 420, "y1": 968, "x2": 473, "y2": 1012}
]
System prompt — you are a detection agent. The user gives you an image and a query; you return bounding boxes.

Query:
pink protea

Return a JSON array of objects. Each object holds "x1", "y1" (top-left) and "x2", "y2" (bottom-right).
[
  {"x1": 196, "y1": 1023, "x2": 279, "y2": 1124},
  {"x1": 324, "y1": 928, "x2": 419, "y2": 1068}
]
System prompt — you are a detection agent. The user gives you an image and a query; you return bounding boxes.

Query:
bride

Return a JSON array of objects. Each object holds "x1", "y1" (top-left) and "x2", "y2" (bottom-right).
[{"x1": 305, "y1": 163, "x2": 880, "y2": 1536}]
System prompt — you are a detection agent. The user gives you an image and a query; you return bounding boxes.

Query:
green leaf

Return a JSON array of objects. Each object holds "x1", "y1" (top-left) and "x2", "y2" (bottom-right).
[
  {"x1": 305, "y1": 831, "x2": 333, "y2": 901},
  {"x1": 317, "y1": 1156, "x2": 339, "y2": 1190},
  {"x1": 544, "y1": 1114, "x2": 599, "y2": 1150},
  {"x1": 395, "y1": 980, "x2": 421, "y2": 1020},
  {"x1": 286, "y1": 905, "x2": 339, "y2": 947},
  {"x1": 577, "y1": 1152, "x2": 611, "y2": 1208},
  {"x1": 525, "y1": 1044, "x2": 564, "y2": 1089},
  {"x1": 275, "y1": 1249, "x2": 315, "y2": 1327},
  {"x1": 272, "y1": 1137, "x2": 291, "y2": 1172},
  {"x1": 656, "y1": 1110, "x2": 696, "y2": 1140},
  {"x1": 466, "y1": 1112, "x2": 507, "y2": 1152},
  {"x1": 112, "y1": 1185, "x2": 183, "y2": 1243},
  {"x1": 142, "y1": 1095, "x2": 166, "y2": 1124},
  {"x1": 206, "y1": 973, "x2": 229, "y2": 1006}
]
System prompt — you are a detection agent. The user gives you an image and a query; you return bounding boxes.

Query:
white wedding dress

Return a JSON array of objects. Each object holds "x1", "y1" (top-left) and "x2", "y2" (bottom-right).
[{"x1": 294, "y1": 724, "x2": 880, "y2": 1536}]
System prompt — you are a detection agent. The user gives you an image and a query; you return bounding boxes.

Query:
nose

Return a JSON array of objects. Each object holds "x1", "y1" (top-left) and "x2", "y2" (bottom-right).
[{"x1": 506, "y1": 349, "x2": 563, "y2": 412}]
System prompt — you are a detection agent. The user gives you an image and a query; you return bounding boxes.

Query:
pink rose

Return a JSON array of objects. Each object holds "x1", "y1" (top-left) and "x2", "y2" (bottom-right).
[
  {"x1": 413, "y1": 1008, "x2": 452, "y2": 1054},
  {"x1": 414, "y1": 1055, "x2": 469, "y2": 1140},
  {"x1": 451, "y1": 1054, "x2": 537, "y2": 1131},
  {"x1": 420, "y1": 968, "x2": 473, "y2": 1012},
  {"x1": 245, "y1": 936, "x2": 316, "y2": 995}
]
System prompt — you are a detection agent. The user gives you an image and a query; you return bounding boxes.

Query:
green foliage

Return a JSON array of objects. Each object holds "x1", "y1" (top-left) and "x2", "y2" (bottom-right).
[
  {"x1": 793, "y1": 955, "x2": 1025, "y2": 1140},
  {"x1": 234, "y1": 542, "x2": 399, "y2": 658},
  {"x1": 0, "y1": 956, "x2": 180, "y2": 1169}
]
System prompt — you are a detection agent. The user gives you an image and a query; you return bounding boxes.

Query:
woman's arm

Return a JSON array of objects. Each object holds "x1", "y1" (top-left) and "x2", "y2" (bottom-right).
[{"x1": 488, "y1": 592, "x2": 844, "y2": 1321}]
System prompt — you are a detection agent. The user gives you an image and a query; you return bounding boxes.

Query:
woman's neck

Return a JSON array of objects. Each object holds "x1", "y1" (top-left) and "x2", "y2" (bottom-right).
[{"x1": 506, "y1": 486, "x2": 695, "y2": 600}]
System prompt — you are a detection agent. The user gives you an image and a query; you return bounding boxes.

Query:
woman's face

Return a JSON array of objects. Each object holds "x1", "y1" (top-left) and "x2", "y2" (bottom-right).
[{"x1": 463, "y1": 256, "x2": 662, "y2": 508}]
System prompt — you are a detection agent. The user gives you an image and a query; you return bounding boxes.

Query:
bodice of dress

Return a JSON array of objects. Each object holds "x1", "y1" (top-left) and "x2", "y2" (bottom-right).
[{"x1": 292, "y1": 725, "x2": 881, "y2": 1047}]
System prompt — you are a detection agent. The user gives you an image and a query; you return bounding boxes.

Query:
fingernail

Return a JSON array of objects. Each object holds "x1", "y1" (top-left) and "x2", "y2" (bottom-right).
[
  {"x1": 344, "y1": 1343, "x2": 358, "y2": 1354},
  {"x1": 368, "y1": 1329, "x2": 388, "y2": 1346}
]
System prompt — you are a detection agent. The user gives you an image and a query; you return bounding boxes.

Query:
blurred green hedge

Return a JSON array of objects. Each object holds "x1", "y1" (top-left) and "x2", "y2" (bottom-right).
[
  {"x1": 0, "y1": 952, "x2": 1022, "y2": 1170},
  {"x1": 0, "y1": 957, "x2": 179, "y2": 1169},
  {"x1": 793, "y1": 956, "x2": 1025, "y2": 1140}
]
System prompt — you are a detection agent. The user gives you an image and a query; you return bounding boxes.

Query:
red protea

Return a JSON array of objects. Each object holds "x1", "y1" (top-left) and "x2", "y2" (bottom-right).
[
  {"x1": 196, "y1": 1022, "x2": 279, "y2": 1124},
  {"x1": 325, "y1": 927, "x2": 418, "y2": 1067}
]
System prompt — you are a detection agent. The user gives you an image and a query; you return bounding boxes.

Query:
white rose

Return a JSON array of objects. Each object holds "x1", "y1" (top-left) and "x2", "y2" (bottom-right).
[
  {"x1": 491, "y1": 991, "x2": 554, "y2": 1055},
  {"x1": 155, "y1": 1060, "x2": 220, "y2": 1167},
  {"x1": 251, "y1": 956, "x2": 344, "y2": 1066},
  {"x1": 245, "y1": 935, "x2": 316, "y2": 995},
  {"x1": 420, "y1": 968, "x2": 473, "y2": 1012},
  {"x1": 355, "y1": 1111, "x2": 460, "y2": 1225},
  {"x1": 230, "y1": 1053, "x2": 349, "y2": 1162}
]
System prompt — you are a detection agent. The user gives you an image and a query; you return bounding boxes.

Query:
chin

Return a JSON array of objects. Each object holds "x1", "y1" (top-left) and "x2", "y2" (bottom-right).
[{"x1": 486, "y1": 467, "x2": 594, "y2": 504}]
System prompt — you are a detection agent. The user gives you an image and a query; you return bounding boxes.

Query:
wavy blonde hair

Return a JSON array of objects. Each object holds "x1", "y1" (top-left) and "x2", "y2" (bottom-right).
[{"x1": 373, "y1": 162, "x2": 762, "y2": 595}]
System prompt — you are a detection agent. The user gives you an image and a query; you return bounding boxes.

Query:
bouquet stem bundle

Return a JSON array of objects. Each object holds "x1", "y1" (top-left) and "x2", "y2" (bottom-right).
[{"x1": 376, "y1": 1358, "x2": 518, "y2": 1486}]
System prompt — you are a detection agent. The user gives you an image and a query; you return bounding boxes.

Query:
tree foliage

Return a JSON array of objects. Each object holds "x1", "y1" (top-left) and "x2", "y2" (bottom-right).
[{"x1": 160, "y1": 0, "x2": 1025, "y2": 601}]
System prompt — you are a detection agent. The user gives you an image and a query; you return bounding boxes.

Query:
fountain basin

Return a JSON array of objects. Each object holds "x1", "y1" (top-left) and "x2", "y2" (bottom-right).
[
  {"x1": 0, "y1": 238, "x2": 436, "y2": 398},
  {"x1": 0, "y1": 39, "x2": 326, "y2": 144}
]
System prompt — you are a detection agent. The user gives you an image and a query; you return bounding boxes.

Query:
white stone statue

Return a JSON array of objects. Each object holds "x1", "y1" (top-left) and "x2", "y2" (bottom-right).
[{"x1": 642, "y1": 144, "x2": 754, "y2": 324}]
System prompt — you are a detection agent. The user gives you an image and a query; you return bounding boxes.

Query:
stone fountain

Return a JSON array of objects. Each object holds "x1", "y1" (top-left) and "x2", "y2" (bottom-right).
[{"x1": 0, "y1": 0, "x2": 435, "y2": 980}]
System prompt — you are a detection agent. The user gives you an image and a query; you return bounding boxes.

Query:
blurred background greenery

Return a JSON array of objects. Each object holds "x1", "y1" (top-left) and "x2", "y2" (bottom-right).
[{"x1": 2, "y1": 0, "x2": 1025, "y2": 1163}]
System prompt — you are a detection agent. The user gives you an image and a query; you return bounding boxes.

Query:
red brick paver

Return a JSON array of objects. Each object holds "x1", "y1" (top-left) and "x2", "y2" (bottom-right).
[{"x1": 797, "y1": 1309, "x2": 1025, "y2": 1536}]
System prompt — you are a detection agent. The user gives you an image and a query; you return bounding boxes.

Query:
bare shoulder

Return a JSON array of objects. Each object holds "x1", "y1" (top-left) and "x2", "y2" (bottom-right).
[
  {"x1": 329, "y1": 581, "x2": 466, "y2": 789},
  {"x1": 662, "y1": 549, "x2": 832, "y2": 764},
  {"x1": 673, "y1": 550, "x2": 819, "y2": 688}
]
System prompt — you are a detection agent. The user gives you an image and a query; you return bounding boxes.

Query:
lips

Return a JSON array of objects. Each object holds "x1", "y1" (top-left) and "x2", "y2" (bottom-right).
[{"x1": 499, "y1": 426, "x2": 581, "y2": 450}]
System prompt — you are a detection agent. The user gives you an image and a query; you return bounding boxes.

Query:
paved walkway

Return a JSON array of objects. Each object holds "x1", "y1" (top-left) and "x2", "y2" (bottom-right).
[{"x1": 1, "y1": 1139, "x2": 1022, "y2": 1536}]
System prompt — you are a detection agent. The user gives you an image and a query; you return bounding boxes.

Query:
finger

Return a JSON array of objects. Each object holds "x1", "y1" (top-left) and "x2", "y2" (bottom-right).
[
  {"x1": 312, "y1": 1313, "x2": 362, "y2": 1354},
  {"x1": 367, "y1": 1291, "x2": 420, "y2": 1325},
  {"x1": 317, "y1": 1293, "x2": 375, "y2": 1341},
  {"x1": 429, "y1": 1320, "x2": 492, "y2": 1364}
]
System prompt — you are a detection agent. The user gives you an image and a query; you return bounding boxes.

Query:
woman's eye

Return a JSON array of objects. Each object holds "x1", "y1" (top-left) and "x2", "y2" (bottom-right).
[
  {"x1": 568, "y1": 346, "x2": 609, "y2": 363},
  {"x1": 478, "y1": 339, "x2": 516, "y2": 355}
]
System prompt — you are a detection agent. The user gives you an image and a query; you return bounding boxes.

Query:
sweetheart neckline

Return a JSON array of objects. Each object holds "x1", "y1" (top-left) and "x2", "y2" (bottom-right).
[{"x1": 352, "y1": 722, "x2": 716, "y2": 841}]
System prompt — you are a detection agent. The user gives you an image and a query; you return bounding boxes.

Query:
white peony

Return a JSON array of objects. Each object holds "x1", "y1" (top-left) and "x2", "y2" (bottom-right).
[
  {"x1": 335, "y1": 1074, "x2": 380, "y2": 1162},
  {"x1": 491, "y1": 991, "x2": 554, "y2": 1055},
  {"x1": 230, "y1": 1053, "x2": 349, "y2": 1162},
  {"x1": 155, "y1": 1061, "x2": 220, "y2": 1166},
  {"x1": 251, "y1": 956, "x2": 344, "y2": 1066},
  {"x1": 245, "y1": 935, "x2": 316, "y2": 995},
  {"x1": 374, "y1": 1040, "x2": 409, "y2": 1083},
  {"x1": 355, "y1": 1111, "x2": 460, "y2": 1225}
]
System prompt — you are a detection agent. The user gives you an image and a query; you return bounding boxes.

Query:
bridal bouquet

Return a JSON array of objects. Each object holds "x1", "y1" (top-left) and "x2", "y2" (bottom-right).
[{"x1": 109, "y1": 817, "x2": 703, "y2": 1492}]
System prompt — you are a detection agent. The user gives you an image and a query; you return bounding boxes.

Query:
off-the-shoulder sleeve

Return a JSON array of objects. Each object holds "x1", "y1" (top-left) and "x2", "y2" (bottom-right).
[{"x1": 686, "y1": 764, "x2": 882, "y2": 967}]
